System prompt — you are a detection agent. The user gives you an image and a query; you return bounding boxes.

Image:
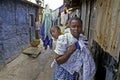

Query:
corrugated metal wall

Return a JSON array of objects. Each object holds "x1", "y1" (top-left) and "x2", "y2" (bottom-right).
[{"x1": 94, "y1": 0, "x2": 120, "y2": 61}]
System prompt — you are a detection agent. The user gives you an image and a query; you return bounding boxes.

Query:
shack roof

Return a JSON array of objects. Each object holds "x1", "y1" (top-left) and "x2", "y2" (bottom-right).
[{"x1": 21, "y1": 0, "x2": 43, "y2": 9}]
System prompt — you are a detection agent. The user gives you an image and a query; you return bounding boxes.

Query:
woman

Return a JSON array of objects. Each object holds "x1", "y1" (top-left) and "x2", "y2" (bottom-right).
[{"x1": 51, "y1": 17, "x2": 96, "y2": 80}]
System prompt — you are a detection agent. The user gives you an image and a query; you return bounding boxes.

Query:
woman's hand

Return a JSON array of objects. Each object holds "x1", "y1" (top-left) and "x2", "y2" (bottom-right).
[
  {"x1": 69, "y1": 43, "x2": 77, "y2": 54},
  {"x1": 75, "y1": 41, "x2": 81, "y2": 50}
]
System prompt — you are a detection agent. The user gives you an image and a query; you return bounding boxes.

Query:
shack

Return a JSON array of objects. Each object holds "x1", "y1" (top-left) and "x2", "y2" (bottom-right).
[{"x1": 0, "y1": 0, "x2": 42, "y2": 67}]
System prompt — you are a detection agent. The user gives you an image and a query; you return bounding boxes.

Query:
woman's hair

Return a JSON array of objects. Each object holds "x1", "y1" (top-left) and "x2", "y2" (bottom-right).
[{"x1": 70, "y1": 17, "x2": 83, "y2": 25}]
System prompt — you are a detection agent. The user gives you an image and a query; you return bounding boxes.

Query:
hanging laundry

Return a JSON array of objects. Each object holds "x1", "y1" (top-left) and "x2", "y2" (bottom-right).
[
  {"x1": 59, "y1": 4, "x2": 66, "y2": 13},
  {"x1": 61, "y1": 7, "x2": 68, "y2": 26},
  {"x1": 57, "y1": 11, "x2": 61, "y2": 26},
  {"x1": 40, "y1": 5, "x2": 52, "y2": 49}
]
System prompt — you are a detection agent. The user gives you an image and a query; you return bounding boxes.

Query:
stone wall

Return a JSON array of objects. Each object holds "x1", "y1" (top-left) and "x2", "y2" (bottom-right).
[{"x1": 0, "y1": 0, "x2": 37, "y2": 65}]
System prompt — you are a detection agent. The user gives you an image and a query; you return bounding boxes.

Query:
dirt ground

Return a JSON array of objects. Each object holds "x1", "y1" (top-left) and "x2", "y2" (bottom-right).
[{"x1": 0, "y1": 45, "x2": 55, "y2": 80}]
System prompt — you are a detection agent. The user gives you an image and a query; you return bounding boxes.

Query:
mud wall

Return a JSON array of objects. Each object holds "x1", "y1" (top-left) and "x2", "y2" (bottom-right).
[{"x1": 0, "y1": 0, "x2": 37, "y2": 65}]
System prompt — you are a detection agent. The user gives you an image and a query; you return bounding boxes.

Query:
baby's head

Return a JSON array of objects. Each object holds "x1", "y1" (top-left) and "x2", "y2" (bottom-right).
[{"x1": 50, "y1": 26, "x2": 61, "y2": 40}]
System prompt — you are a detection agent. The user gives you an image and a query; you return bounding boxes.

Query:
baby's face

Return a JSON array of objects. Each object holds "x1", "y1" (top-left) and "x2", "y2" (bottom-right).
[{"x1": 50, "y1": 28, "x2": 60, "y2": 40}]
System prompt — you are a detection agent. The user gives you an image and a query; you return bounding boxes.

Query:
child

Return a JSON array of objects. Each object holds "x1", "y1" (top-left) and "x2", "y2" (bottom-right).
[
  {"x1": 50, "y1": 26, "x2": 62, "y2": 41},
  {"x1": 50, "y1": 26, "x2": 63, "y2": 49}
]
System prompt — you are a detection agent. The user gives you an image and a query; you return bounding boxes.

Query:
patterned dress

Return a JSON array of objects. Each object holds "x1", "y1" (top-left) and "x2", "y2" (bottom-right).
[{"x1": 54, "y1": 33, "x2": 96, "y2": 80}]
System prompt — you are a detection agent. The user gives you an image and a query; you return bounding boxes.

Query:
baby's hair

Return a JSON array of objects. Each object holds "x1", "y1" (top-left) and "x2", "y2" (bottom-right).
[
  {"x1": 50, "y1": 26, "x2": 61, "y2": 35},
  {"x1": 51, "y1": 26, "x2": 60, "y2": 30}
]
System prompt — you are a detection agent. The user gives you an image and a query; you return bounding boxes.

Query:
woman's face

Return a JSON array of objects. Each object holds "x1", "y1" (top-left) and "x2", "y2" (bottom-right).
[
  {"x1": 70, "y1": 20, "x2": 82, "y2": 39},
  {"x1": 50, "y1": 28, "x2": 60, "y2": 40}
]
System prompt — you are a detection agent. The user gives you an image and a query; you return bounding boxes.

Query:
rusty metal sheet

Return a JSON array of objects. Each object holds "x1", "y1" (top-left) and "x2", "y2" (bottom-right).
[{"x1": 94, "y1": 0, "x2": 120, "y2": 60}]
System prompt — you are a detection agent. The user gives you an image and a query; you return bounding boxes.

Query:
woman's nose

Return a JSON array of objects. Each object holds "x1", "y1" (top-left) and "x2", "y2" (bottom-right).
[{"x1": 74, "y1": 26, "x2": 78, "y2": 30}]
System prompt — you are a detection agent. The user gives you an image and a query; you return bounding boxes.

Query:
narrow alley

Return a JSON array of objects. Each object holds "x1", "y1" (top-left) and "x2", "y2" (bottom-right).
[
  {"x1": 0, "y1": 42, "x2": 55, "y2": 80},
  {"x1": 0, "y1": 0, "x2": 120, "y2": 80}
]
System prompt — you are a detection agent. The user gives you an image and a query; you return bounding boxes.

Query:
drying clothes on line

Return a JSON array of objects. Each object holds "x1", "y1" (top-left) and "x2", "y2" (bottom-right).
[
  {"x1": 44, "y1": 5, "x2": 52, "y2": 40},
  {"x1": 40, "y1": 5, "x2": 52, "y2": 49},
  {"x1": 61, "y1": 12, "x2": 68, "y2": 26},
  {"x1": 40, "y1": 20, "x2": 52, "y2": 49}
]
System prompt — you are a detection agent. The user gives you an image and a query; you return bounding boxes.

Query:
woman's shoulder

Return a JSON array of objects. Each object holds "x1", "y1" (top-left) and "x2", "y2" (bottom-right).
[{"x1": 79, "y1": 34, "x2": 87, "y2": 40}]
